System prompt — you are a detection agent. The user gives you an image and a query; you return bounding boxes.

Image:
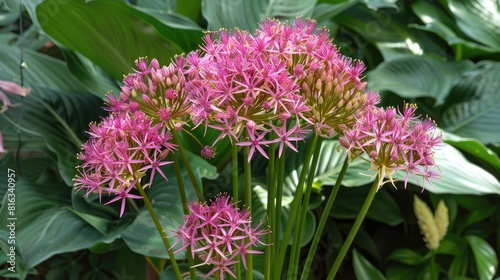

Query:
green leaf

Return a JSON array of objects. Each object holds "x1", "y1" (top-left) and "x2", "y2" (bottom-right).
[
  {"x1": 36, "y1": 0, "x2": 201, "y2": 80},
  {"x1": 3, "y1": 86, "x2": 104, "y2": 185},
  {"x1": 361, "y1": 0, "x2": 398, "y2": 10},
  {"x1": 332, "y1": 187, "x2": 404, "y2": 226},
  {"x1": 202, "y1": 0, "x2": 316, "y2": 31},
  {"x1": 466, "y1": 235, "x2": 498, "y2": 280},
  {"x1": 441, "y1": 61, "x2": 500, "y2": 144},
  {"x1": 0, "y1": 180, "x2": 112, "y2": 269},
  {"x1": 442, "y1": 130, "x2": 500, "y2": 169},
  {"x1": 353, "y1": 249, "x2": 387, "y2": 280},
  {"x1": 0, "y1": 45, "x2": 108, "y2": 96},
  {"x1": 0, "y1": 0, "x2": 20, "y2": 25},
  {"x1": 312, "y1": 1, "x2": 359, "y2": 23},
  {"x1": 367, "y1": 55, "x2": 474, "y2": 106},
  {"x1": 404, "y1": 143, "x2": 500, "y2": 195},
  {"x1": 387, "y1": 248, "x2": 426, "y2": 265},
  {"x1": 411, "y1": 1, "x2": 497, "y2": 58},
  {"x1": 448, "y1": 0, "x2": 500, "y2": 50}
]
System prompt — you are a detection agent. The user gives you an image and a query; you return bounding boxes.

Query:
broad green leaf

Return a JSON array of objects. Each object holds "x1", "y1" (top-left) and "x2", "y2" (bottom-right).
[
  {"x1": 442, "y1": 130, "x2": 500, "y2": 169},
  {"x1": 362, "y1": 0, "x2": 398, "y2": 10},
  {"x1": 406, "y1": 143, "x2": 500, "y2": 195},
  {"x1": 0, "y1": 45, "x2": 109, "y2": 96},
  {"x1": 36, "y1": 0, "x2": 201, "y2": 80},
  {"x1": 353, "y1": 249, "x2": 387, "y2": 280},
  {"x1": 0, "y1": 0, "x2": 19, "y2": 25},
  {"x1": 0, "y1": 180, "x2": 112, "y2": 269},
  {"x1": 312, "y1": 1, "x2": 359, "y2": 23},
  {"x1": 441, "y1": 61, "x2": 500, "y2": 144},
  {"x1": 133, "y1": 0, "x2": 204, "y2": 30},
  {"x1": 331, "y1": 186, "x2": 404, "y2": 226},
  {"x1": 202, "y1": 0, "x2": 317, "y2": 31},
  {"x1": 411, "y1": 1, "x2": 497, "y2": 59},
  {"x1": 466, "y1": 235, "x2": 498, "y2": 280},
  {"x1": 3, "y1": 86, "x2": 104, "y2": 185},
  {"x1": 448, "y1": 0, "x2": 500, "y2": 51},
  {"x1": 367, "y1": 55, "x2": 474, "y2": 106},
  {"x1": 387, "y1": 248, "x2": 426, "y2": 265}
]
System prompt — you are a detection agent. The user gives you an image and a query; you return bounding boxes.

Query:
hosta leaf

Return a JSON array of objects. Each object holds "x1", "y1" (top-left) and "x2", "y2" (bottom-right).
[
  {"x1": 441, "y1": 61, "x2": 500, "y2": 144},
  {"x1": 3, "y1": 86, "x2": 104, "y2": 186},
  {"x1": 409, "y1": 143, "x2": 500, "y2": 195},
  {"x1": 36, "y1": 0, "x2": 202, "y2": 80},
  {"x1": 353, "y1": 249, "x2": 387, "y2": 280},
  {"x1": 442, "y1": 130, "x2": 500, "y2": 169},
  {"x1": 332, "y1": 186, "x2": 404, "y2": 226},
  {"x1": 0, "y1": 45, "x2": 107, "y2": 95},
  {"x1": 466, "y1": 235, "x2": 498, "y2": 280},
  {"x1": 367, "y1": 54, "x2": 474, "y2": 106},
  {"x1": 411, "y1": 1, "x2": 497, "y2": 58},
  {"x1": 0, "y1": 179, "x2": 112, "y2": 269},
  {"x1": 202, "y1": 0, "x2": 316, "y2": 31},
  {"x1": 312, "y1": 2, "x2": 358, "y2": 24},
  {"x1": 448, "y1": 0, "x2": 500, "y2": 50}
]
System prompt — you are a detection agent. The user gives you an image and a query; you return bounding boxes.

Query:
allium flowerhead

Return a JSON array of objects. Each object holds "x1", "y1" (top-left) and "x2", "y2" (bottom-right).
[
  {"x1": 105, "y1": 57, "x2": 191, "y2": 131},
  {"x1": 255, "y1": 18, "x2": 375, "y2": 138},
  {"x1": 339, "y1": 103, "x2": 441, "y2": 189},
  {"x1": 172, "y1": 194, "x2": 268, "y2": 279},
  {"x1": 73, "y1": 111, "x2": 177, "y2": 217},
  {"x1": 187, "y1": 27, "x2": 311, "y2": 161}
]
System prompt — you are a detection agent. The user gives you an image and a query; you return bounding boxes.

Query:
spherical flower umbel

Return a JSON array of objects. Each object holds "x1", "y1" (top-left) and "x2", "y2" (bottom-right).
[
  {"x1": 255, "y1": 18, "x2": 375, "y2": 138},
  {"x1": 171, "y1": 194, "x2": 268, "y2": 279},
  {"x1": 339, "y1": 103, "x2": 441, "y2": 189},
  {"x1": 105, "y1": 56, "x2": 192, "y2": 131},
  {"x1": 73, "y1": 111, "x2": 177, "y2": 217}
]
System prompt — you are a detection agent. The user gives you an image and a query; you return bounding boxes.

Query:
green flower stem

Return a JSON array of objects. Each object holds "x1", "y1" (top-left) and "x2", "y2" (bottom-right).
[
  {"x1": 265, "y1": 144, "x2": 276, "y2": 280},
  {"x1": 135, "y1": 182, "x2": 182, "y2": 280},
  {"x1": 274, "y1": 134, "x2": 319, "y2": 280},
  {"x1": 300, "y1": 155, "x2": 349, "y2": 280},
  {"x1": 430, "y1": 250, "x2": 437, "y2": 280},
  {"x1": 243, "y1": 146, "x2": 253, "y2": 280},
  {"x1": 171, "y1": 153, "x2": 197, "y2": 280},
  {"x1": 288, "y1": 137, "x2": 323, "y2": 280},
  {"x1": 326, "y1": 176, "x2": 380, "y2": 280},
  {"x1": 170, "y1": 129, "x2": 204, "y2": 202},
  {"x1": 273, "y1": 153, "x2": 285, "y2": 266},
  {"x1": 232, "y1": 144, "x2": 241, "y2": 280}
]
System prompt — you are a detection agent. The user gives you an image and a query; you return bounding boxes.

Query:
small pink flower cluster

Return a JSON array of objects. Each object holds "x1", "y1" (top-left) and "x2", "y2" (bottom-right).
[
  {"x1": 172, "y1": 194, "x2": 268, "y2": 279},
  {"x1": 340, "y1": 103, "x2": 441, "y2": 189},
  {"x1": 74, "y1": 111, "x2": 177, "y2": 216},
  {"x1": 105, "y1": 56, "x2": 191, "y2": 131},
  {"x1": 186, "y1": 18, "x2": 377, "y2": 161}
]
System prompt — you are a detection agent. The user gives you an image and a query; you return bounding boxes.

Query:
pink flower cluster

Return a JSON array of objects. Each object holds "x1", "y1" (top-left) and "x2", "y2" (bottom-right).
[
  {"x1": 73, "y1": 111, "x2": 177, "y2": 216},
  {"x1": 172, "y1": 194, "x2": 268, "y2": 279},
  {"x1": 105, "y1": 56, "x2": 191, "y2": 131},
  {"x1": 186, "y1": 18, "x2": 377, "y2": 161},
  {"x1": 339, "y1": 104, "x2": 441, "y2": 189}
]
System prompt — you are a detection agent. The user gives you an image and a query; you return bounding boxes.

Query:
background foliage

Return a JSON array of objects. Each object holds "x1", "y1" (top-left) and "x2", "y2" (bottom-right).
[{"x1": 1, "y1": 0, "x2": 499, "y2": 279}]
